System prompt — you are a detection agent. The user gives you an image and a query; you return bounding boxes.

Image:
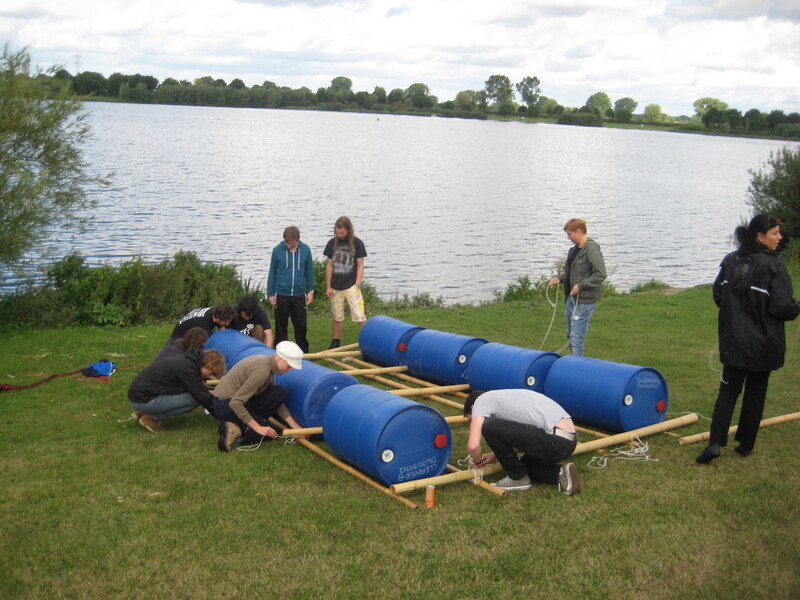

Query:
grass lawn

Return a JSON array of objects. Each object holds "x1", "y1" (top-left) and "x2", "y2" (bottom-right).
[{"x1": 1, "y1": 286, "x2": 799, "y2": 599}]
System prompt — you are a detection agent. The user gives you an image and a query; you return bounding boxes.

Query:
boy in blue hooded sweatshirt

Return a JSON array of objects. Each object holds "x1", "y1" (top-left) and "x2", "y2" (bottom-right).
[{"x1": 267, "y1": 225, "x2": 315, "y2": 352}]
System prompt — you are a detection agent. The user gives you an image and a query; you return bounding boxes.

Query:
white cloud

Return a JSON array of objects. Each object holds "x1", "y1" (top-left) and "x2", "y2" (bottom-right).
[{"x1": 1, "y1": 0, "x2": 798, "y2": 115}]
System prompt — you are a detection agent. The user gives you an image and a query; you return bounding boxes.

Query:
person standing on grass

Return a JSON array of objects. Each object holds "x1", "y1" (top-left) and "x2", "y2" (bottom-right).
[
  {"x1": 229, "y1": 295, "x2": 274, "y2": 347},
  {"x1": 548, "y1": 218, "x2": 606, "y2": 356},
  {"x1": 213, "y1": 341, "x2": 307, "y2": 452},
  {"x1": 464, "y1": 389, "x2": 582, "y2": 495},
  {"x1": 696, "y1": 215, "x2": 800, "y2": 464},
  {"x1": 323, "y1": 216, "x2": 367, "y2": 349},
  {"x1": 267, "y1": 226, "x2": 315, "y2": 353},
  {"x1": 128, "y1": 348, "x2": 226, "y2": 433}
]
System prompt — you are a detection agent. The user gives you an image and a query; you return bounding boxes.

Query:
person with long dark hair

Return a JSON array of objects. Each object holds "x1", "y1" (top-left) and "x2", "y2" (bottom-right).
[
  {"x1": 697, "y1": 215, "x2": 800, "y2": 463},
  {"x1": 323, "y1": 216, "x2": 368, "y2": 349}
]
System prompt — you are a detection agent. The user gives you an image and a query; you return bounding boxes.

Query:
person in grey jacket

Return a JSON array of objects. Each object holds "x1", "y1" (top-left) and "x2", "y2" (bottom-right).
[
  {"x1": 548, "y1": 218, "x2": 607, "y2": 356},
  {"x1": 267, "y1": 226, "x2": 315, "y2": 352},
  {"x1": 696, "y1": 215, "x2": 800, "y2": 463}
]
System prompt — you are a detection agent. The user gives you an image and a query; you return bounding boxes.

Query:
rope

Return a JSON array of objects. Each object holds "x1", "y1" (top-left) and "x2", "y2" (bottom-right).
[
  {"x1": 537, "y1": 284, "x2": 560, "y2": 350},
  {"x1": 0, "y1": 368, "x2": 83, "y2": 393},
  {"x1": 586, "y1": 435, "x2": 659, "y2": 469},
  {"x1": 236, "y1": 434, "x2": 298, "y2": 452}
]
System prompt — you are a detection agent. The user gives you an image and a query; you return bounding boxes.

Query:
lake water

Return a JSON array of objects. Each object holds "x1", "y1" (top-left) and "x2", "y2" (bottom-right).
[{"x1": 31, "y1": 102, "x2": 800, "y2": 303}]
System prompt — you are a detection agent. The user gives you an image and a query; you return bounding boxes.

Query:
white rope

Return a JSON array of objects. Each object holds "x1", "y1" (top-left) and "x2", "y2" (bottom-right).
[
  {"x1": 538, "y1": 284, "x2": 560, "y2": 350},
  {"x1": 235, "y1": 435, "x2": 298, "y2": 452},
  {"x1": 586, "y1": 435, "x2": 659, "y2": 469}
]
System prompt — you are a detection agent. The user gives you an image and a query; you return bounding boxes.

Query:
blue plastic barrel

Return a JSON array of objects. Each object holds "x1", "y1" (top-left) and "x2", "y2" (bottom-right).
[
  {"x1": 467, "y1": 342, "x2": 560, "y2": 393},
  {"x1": 544, "y1": 355, "x2": 669, "y2": 432},
  {"x1": 359, "y1": 315, "x2": 425, "y2": 366},
  {"x1": 404, "y1": 329, "x2": 487, "y2": 385},
  {"x1": 206, "y1": 329, "x2": 273, "y2": 368},
  {"x1": 322, "y1": 384, "x2": 452, "y2": 486},
  {"x1": 276, "y1": 363, "x2": 358, "y2": 431}
]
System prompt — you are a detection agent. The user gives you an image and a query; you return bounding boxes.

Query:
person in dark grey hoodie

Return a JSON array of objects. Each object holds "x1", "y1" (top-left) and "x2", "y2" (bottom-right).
[
  {"x1": 267, "y1": 226, "x2": 315, "y2": 352},
  {"x1": 548, "y1": 218, "x2": 607, "y2": 356},
  {"x1": 128, "y1": 348, "x2": 226, "y2": 433}
]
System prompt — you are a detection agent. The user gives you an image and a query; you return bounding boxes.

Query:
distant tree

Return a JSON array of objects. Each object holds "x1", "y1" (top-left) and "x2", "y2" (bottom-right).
[
  {"x1": 194, "y1": 76, "x2": 215, "y2": 87},
  {"x1": 747, "y1": 146, "x2": 800, "y2": 243},
  {"x1": 484, "y1": 74, "x2": 514, "y2": 105},
  {"x1": 613, "y1": 97, "x2": 638, "y2": 123},
  {"x1": 373, "y1": 86, "x2": 387, "y2": 104},
  {"x1": 744, "y1": 108, "x2": 769, "y2": 132},
  {"x1": 584, "y1": 92, "x2": 611, "y2": 117},
  {"x1": 329, "y1": 76, "x2": 353, "y2": 103},
  {"x1": 229, "y1": 78, "x2": 246, "y2": 90},
  {"x1": 0, "y1": 45, "x2": 109, "y2": 267},
  {"x1": 405, "y1": 83, "x2": 435, "y2": 108},
  {"x1": 387, "y1": 88, "x2": 404, "y2": 104},
  {"x1": 454, "y1": 90, "x2": 476, "y2": 111},
  {"x1": 107, "y1": 72, "x2": 125, "y2": 96},
  {"x1": 643, "y1": 104, "x2": 663, "y2": 124},
  {"x1": 515, "y1": 76, "x2": 541, "y2": 113},
  {"x1": 534, "y1": 96, "x2": 563, "y2": 116},
  {"x1": 474, "y1": 89, "x2": 489, "y2": 110},
  {"x1": 160, "y1": 77, "x2": 180, "y2": 87},
  {"x1": 693, "y1": 97, "x2": 728, "y2": 119},
  {"x1": 53, "y1": 68, "x2": 72, "y2": 81},
  {"x1": 71, "y1": 71, "x2": 107, "y2": 96}
]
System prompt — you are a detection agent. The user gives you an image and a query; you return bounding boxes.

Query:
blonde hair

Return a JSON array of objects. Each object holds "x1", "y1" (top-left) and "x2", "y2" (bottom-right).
[{"x1": 202, "y1": 349, "x2": 226, "y2": 378}]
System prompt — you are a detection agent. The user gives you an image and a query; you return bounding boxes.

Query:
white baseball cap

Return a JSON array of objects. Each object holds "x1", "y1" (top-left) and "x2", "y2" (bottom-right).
[{"x1": 275, "y1": 341, "x2": 303, "y2": 369}]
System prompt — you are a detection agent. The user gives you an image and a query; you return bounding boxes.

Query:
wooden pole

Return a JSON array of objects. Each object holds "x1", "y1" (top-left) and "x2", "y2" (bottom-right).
[
  {"x1": 282, "y1": 415, "x2": 464, "y2": 438},
  {"x1": 678, "y1": 411, "x2": 800, "y2": 445},
  {"x1": 304, "y1": 343, "x2": 360, "y2": 360},
  {"x1": 446, "y1": 464, "x2": 507, "y2": 497},
  {"x1": 576, "y1": 425, "x2": 609, "y2": 438},
  {"x1": 268, "y1": 418, "x2": 418, "y2": 510},
  {"x1": 391, "y1": 463, "x2": 505, "y2": 494},
  {"x1": 324, "y1": 357, "x2": 464, "y2": 409},
  {"x1": 348, "y1": 357, "x2": 471, "y2": 399},
  {"x1": 339, "y1": 365, "x2": 409, "y2": 376},
  {"x1": 572, "y1": 413, "x2": 699, "y2": 455},
  {"x1": 389, "y1": 384, "x2": 471, "y2": 397}
]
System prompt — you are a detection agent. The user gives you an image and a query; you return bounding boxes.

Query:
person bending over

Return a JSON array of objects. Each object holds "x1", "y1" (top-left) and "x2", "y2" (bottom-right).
[{"x1": 465, "y1": 389, "x2": 582, "y2": 495}]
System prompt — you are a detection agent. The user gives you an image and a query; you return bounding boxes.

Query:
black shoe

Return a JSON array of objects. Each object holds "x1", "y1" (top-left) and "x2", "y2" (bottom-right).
[
  {"x1": 328, "y1": 339, "x2": 340, "y2": 349},
  {"x1": 696, "y1": 444, "x2": 721, "y2": 464},
  {"x1": 217, "y1": 421, "x2": 243, "y2": 452},
  {"x1": 734, "y1": 445, "x2": 752, "y2": 457}
]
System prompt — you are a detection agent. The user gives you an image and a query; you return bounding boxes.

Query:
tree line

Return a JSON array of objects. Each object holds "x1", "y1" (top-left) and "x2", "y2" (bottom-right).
[{"x1": 54, "y1": 66, "x2": 800, "y2": 137}]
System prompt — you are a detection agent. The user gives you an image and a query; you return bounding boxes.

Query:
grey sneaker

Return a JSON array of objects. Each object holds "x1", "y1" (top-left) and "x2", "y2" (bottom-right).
[
  {"x1": 218, "y1": 421, "x2": 242, "y2": 452},
  {"x1": 491, "y1": 475, "x2": 532, "y2": 492},
  {"x1": 558, "y1": 463, "x2": 582, "y2": 496}
]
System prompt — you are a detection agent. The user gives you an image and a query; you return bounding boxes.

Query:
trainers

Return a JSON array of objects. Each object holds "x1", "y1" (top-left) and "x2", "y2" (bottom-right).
[
  {"x1": 558, "y1": 463, "x2": 582, "y2": 496},
  {"x1": 696, "y1": 443, "x2": 721, "y2": 464},
  {"x1": 491, "y1": 475, "x2": 532, "y2": 492},
  {"x1": 328, "y1": 339, "x2": 341, "y2": 350},
  {"x1": 218, "y1": 421, "x2": 242, "y2": 452},
  {"x1": 137, "y1": 413, "x2": 163, "y2": 433}
]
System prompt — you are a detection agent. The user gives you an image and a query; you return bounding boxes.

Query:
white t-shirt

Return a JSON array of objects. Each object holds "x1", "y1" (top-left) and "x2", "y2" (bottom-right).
[{"x1": 472, "y1": 389, "x2": 570, "y2": 431}]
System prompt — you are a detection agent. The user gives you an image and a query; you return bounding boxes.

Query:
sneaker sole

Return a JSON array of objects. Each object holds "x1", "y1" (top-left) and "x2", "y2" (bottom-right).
[
  {"x1": 560, "y1": 463, "x2": 582, "y2": 496},
  {"x1": 491, "y1": 483, "x2": 532, "y2": 492}
]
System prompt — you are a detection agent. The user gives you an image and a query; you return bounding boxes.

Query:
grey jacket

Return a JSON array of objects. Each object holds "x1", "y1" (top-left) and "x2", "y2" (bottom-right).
[{"x1": 560, "y1": 238, "x2": 607, "y2": 303}]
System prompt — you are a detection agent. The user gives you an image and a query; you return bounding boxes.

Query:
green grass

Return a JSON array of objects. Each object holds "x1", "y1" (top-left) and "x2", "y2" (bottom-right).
[{"x1": 2, "y1": 286, "x2": 799, "y2": 599}]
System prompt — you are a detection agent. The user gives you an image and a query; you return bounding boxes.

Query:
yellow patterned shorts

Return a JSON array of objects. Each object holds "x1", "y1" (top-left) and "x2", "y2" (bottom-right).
[{"x1": 331, "y1": 285, "x2": 366, "y2": 323}]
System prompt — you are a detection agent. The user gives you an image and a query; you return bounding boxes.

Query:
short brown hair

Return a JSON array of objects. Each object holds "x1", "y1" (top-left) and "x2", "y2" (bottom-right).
[
  {"x1": 283, "y1": 225, "x2": 300, "y2": 242},
  {"x1": 177, "y1": 327, "x2": 208, "y2": 351},
  {"x1": 564, "y1": 218, "x2": 587, "y2": 234},
  {"x1": 202, "y1": 349, "x2": 226, "y2": 378},
  {"x1": 463, "y1": 390, "x2": 484, "y2": 417},
  {"x1": 213, "y1": 304, "x2": 235, "y2": 322}
]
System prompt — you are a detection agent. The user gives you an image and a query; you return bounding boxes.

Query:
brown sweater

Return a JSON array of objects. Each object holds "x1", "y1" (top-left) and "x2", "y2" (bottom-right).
[{"x1": 213, "y1": 354, "x2": 290, "y2": 424}]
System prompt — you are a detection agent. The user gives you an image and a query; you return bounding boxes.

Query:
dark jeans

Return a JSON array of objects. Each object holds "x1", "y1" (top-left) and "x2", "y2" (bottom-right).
[
  {"x1": 274, "y1": 294, "x2": 309, "y2": 353},
  {"x1": 214, "y1": 384, "x2": 289, "y2": 444},
  {"x1": 709, "y1": 366, "x2": 771, "y2": 450},
  {"x1": 482, "y1": 417, "x2": 576, "y2": 483}
]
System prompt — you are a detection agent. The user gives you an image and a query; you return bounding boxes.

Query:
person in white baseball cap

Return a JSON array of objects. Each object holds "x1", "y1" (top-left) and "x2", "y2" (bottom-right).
[{"x1": 275, "y1": 340, "x2": 304, "y2": 370}]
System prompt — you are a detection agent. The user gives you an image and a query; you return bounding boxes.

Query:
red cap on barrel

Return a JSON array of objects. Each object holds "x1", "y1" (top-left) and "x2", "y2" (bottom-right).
[
  {"x1": 397, "y1": 343, "x2": 407, "y2": 352},
  {"x1": 433, "y1": 434, "x2": 448, "y2": 449},
  {"x1": 656, "y1": 400, "x2": 666, "y2": 412}
]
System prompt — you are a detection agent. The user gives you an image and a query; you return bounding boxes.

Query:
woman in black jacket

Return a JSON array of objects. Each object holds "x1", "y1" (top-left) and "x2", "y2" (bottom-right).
[
  {"x1": 128, "y1": 348, "x2": 226, "y2": 433},
  {"x1": 697, "y1": 215, "x2": 800, "y2": 463}
]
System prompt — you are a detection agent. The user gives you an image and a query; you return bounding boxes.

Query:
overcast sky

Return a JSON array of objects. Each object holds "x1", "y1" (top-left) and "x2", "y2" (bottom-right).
[{"x1": 2, "y1": 0, "x2": 799, "y2": 116}]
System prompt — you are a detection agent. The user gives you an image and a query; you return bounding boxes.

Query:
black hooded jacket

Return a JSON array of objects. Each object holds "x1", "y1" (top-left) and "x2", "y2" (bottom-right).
[
  {"x1": 714, "y1": 247, "x2": 800, "y2": 371},
  {"x1": 128, "y1": 347, "x2": 215, "y2": 411}
]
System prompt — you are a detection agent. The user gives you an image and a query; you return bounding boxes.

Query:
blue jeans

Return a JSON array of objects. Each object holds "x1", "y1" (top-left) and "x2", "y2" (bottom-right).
[
  {"x1": 130, "y1": 392, "x2": 199, "y2": 421},
  {"x1": 565, "y1": 296, "x2": 597, "y2": 357}
]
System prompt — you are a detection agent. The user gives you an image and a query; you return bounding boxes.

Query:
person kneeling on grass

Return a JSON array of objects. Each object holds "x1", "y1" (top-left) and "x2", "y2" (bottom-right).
[
  {"x1": 128, "y1": 348, "x2": 226, "y2": 433},
  {"x1": 464, "y1": 389, "x2": 582, "y2": 495},
  {"x1": 212, "y1": 341, "x2": 306, "y2": 452}
]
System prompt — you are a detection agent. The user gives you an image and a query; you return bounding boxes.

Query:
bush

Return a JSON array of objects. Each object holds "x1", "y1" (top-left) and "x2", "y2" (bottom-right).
[{"x1": 556, "y1": 112, "x2": 603, "y2": 127}]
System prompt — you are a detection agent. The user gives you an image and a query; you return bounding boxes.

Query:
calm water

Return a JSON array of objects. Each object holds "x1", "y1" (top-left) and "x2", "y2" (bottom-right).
[{"x1": 35, "y1": 102, "x2": 800, "y2": 303}]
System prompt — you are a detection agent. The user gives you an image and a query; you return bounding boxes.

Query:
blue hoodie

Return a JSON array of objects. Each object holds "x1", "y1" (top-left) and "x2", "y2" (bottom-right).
[{"x1": 267, "y1": 241, "x2": 315, "y2": 297}]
